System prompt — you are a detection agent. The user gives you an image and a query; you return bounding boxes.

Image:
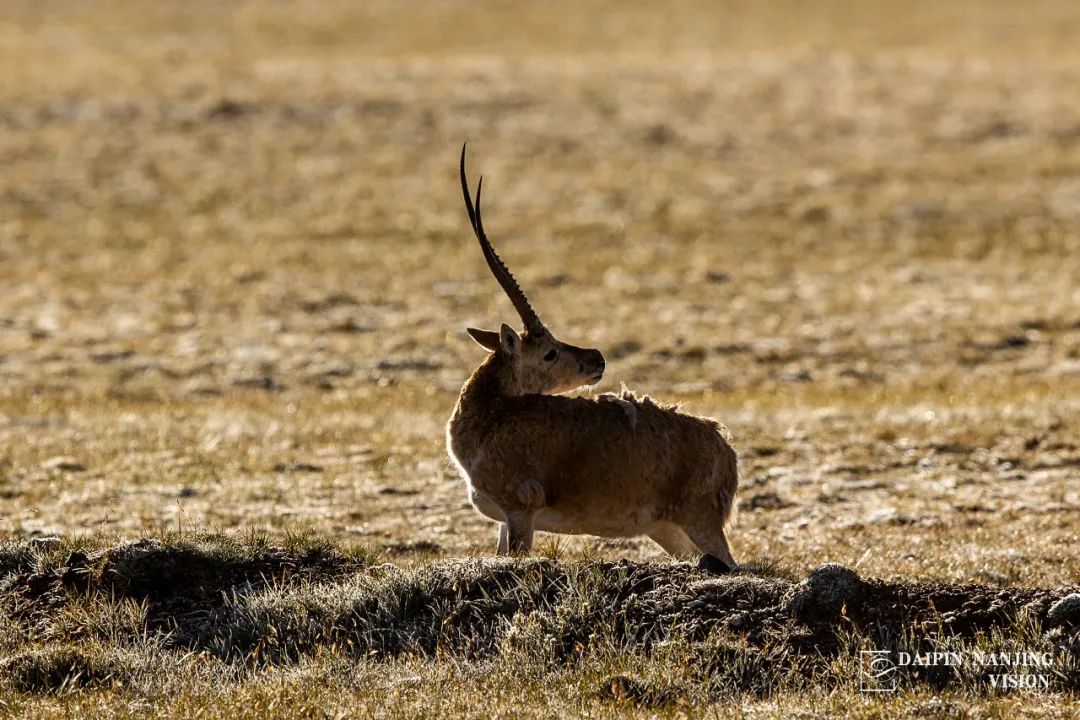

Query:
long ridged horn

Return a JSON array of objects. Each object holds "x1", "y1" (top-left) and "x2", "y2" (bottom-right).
[{"x1": 459, "y1": 144, "x2": 545, "y2": 336}]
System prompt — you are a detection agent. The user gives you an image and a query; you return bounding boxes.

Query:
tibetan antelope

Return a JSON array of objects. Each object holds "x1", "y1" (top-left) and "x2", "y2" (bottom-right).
[{"x1": 446, "y1": 145, "x2": 739, "y2": 571}]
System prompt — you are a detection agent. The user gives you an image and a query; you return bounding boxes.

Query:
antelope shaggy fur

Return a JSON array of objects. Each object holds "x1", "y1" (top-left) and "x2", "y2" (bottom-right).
[{"x1": 446, "y1": 146, "x2": 740, "y2": 571}]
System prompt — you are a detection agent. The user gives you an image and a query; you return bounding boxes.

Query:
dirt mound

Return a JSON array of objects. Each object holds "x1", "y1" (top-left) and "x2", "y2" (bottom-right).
[
  {"x1": 0, "y1": 536, "x2": 367, "y2": 635},
  {"x1": 1, "y1": 538, "x2": 1077, "y2": 695},
  {"x1": 0, "y1": 646, "x2": 133, "y2": 694}
]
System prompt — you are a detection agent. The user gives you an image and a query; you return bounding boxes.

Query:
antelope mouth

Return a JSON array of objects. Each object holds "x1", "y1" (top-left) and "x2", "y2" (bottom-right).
[{"x1": 589, "y1": 372, "x2": 605, "y2": 383}]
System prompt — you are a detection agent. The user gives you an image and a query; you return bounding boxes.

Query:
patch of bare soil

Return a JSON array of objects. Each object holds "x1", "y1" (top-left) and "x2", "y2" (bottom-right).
[{"x1": 2, "y1": 540, "x2": 1076, "y2": 695}]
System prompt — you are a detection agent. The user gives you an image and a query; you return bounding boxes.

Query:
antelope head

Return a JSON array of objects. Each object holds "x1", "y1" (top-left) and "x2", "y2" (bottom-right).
[{"x1": 460, "y1": 145, "x2": 605, "y2": 396}]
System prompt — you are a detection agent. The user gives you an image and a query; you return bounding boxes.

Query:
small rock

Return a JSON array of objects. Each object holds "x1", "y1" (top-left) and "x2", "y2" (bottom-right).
[
  {"x1": 232, "y1": 376, "x2": 283, "y2": 391},
  {"x1": 704, "y1": 270, "x2": 731, "y2": 284},
  {"x1": 205, "y1": 98, "x2": 250, "y2": 120},
  {"x1": 327, "y1": 318, "x2": 374, "y2": 334},
  {"x1": 776, "y1": 368, "x2": 813, "y2": 383},
  {"x1": 784, "y1": 563, "x2": 864, "y2": 624},
  {"x1": 643, "y1": 123, "x2": 677, "y2": 146},
  {"x1": 746, "y1": 493, "x2": 793, "y2": 511},
  {"x1": 28, "y1": 536, "x2": 62, "y2": 551},
  {"x1": 41, "y1": 457, "x2": 86, "y2": 472},
  {"x1": 59, "y1": 552, "x2": 91, "y2": 590},
  {"x1": 375, "y1": 357, "x2": 442, "y2": 372},
  {"x1": 999, "y1": 334, "x2": 1030, "y2": 349},
  {"x1": 751, "y1": 446, "x2": 780, "y2": 457},
  {"x1": 724, "y1": 610, "x2": 752, "y2": 631},
  {"x1": 64, "y1": 551, "x2": 89, "y2": 569},
  {"x1": 90, "y1": 348, "x2": 134, "y2": 363},
  {"x1": 801, "y1": 205, "x2": 830, "y2": 223},
  {"x1": 272, "y1": 462, "x2": 323, "y2": 473},
  {"x1": 1047, "y1": 594, "x2": 1080, "y2": 628},
  {"x1": 25, "y1": 572, "x2": 52, "y2": 594},
  {"x1": 611, "y1": 340, "x2": 642, "y2": 359},
  {"x1": 186, "y1": 382, "x2": 222, "y2": 396}
]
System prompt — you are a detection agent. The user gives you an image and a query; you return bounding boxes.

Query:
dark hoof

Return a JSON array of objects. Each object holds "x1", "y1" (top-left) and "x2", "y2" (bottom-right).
[{"x1": 698, "y1": 554, "x2": 733, "y2": 575}]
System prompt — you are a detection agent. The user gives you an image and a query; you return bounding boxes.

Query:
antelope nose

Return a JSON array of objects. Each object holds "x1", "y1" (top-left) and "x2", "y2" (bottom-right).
[{"x1": 590, "y1": 350, "x2": 605, "y2": 371}]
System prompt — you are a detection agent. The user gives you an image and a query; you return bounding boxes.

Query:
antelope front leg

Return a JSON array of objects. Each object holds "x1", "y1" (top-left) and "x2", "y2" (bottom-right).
[
  {"x1": 503, "y1": 510, "x2": 536, "y2": 555},
  {"x1": 496, "y1": 523, "x2": 509, "y2": 554}
]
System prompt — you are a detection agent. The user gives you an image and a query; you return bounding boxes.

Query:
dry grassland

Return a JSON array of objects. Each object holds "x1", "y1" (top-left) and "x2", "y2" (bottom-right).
[{"x1": 0, "y1": 1, "x2": 1078, "y2": 717}]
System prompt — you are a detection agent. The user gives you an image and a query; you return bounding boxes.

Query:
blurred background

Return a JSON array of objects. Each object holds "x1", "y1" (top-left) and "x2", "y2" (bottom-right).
[{"x1": 0, "y1": 1, "x2": 1077, "y2": 582}]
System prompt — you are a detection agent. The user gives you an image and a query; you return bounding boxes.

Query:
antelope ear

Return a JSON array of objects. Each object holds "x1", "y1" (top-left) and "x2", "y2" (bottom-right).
[
  {"x1": 499, "y1": 323, "x2": 520, "y2": 355},
  {"x1": 466, "y1": 327, "x2": 501, "y2": 351}
]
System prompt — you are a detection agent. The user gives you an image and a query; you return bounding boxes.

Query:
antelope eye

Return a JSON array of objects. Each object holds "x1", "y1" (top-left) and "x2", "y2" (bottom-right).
[{"x1": 543, "y1": 349, "x2": 558, "y2": 362}]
